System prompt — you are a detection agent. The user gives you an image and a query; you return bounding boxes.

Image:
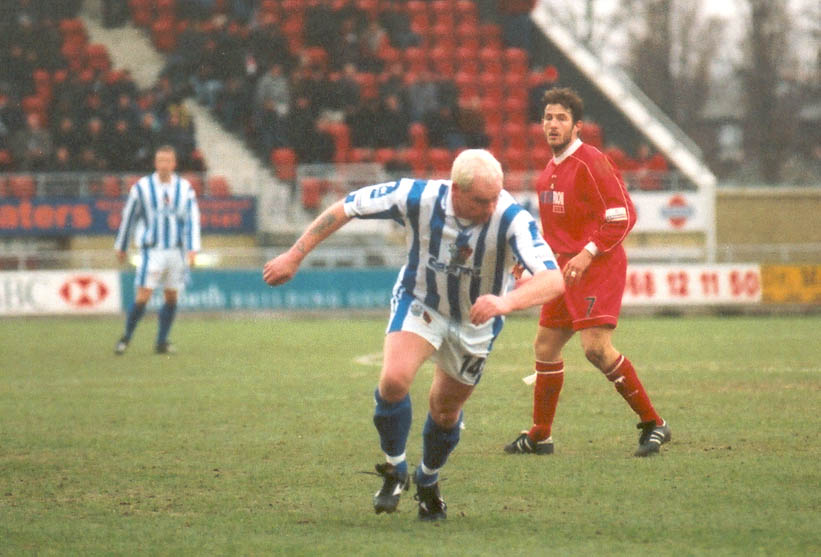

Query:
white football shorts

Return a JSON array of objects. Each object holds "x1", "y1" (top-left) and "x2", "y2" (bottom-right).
[
  {"x1": 386, "y1": 289, "x2": 498, "y2": 386},
  {"x1": 134, "y1": 248, "x2": 187, "y2": 291}
]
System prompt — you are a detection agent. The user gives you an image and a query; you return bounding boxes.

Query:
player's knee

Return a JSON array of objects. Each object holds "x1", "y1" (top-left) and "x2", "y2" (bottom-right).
[
  {"x1": 378, "y1": 373, "x2": 411, "y2": 403},
  {"x1": 583, "y1": 343, "x2": 609, "y2": 369}
]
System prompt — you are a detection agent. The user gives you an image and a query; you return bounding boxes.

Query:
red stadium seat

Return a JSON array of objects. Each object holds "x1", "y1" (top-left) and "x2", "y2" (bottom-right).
[
  {"x1": 503, "y1": 122, "x2": 528, "y2": 151},
  {"x1": 151, "y1": 19, "x2": 177, "y2": 52},
  {"x1": 102, "y1": 175, "x2": 122, "y2": 197},
  {"x1": 404, "y1": 147, "x2": 428, "y2": 176},
  {"x1": 87, "y1": 43, "x2": 111, "y2": 71},
  {"x1": 478, "y1": 72, "x2": 504, "y2": 100},
  {"x1": 207, "y1": 175, "x2": 231, "y2": 197},
  {"x1": 355, "y1": 72, "x2": 379, "y2": 100},
  {"x1": 479, "y1": 23, "x2": 503, "y2": 49},
  {"x1": 9, "y1": 175, "x2": 37, "y2": 198},
  {"x1": 404, "y1": 47, "x2": 427, "y2": 74},
  {"x1": 157, "y1": 0, "x2": 175, "y2": 18},
  {"x1": 406, "y1": 0, "x2": 427, "y2": 19},
  {"x1": 529, "y1": 122, "x2": 545, "y2": 147},
  {"x1": 183, "y1": 172, "x2": 204, "y2": 197},
  {"x1": 409, "y1": 122, "x2": 428, "y2": 150},
  {"x1": 531, "y1": 145, "x2": 552, "y2": 169},
  {"x1": 0, "y1": 150, "x2": 12, "y2": 172},
  {"x1": 454, "y1": 47, "x2": 479, "y2": 75},
  {"x1": 325, "y1": 122, "x2": 351, "y2": 163},
  {"x1": 428, "y1": 148, "x2": 452, "y2": 177},
  {"x1": 301, "y1": 177, "x2": 324, "y2": 211},
  {"x1": 479, "y1": 47, "x2": 504, "y2": 73},
  {"x1": 504, "y1": 48, "x2": 530, "y2": 74},
  {"x1": 455, "y1": 0, "x2": 478, "y2": 24},
  {"x1": 430, "y1": 47, "x2": 455, "y2": 77},
  {"x1": 502, "y1": 147, "x2": 529, "y2": 172},
  {"x1": 271, "y1": 148, "x2": 298, "y2": 181},
  {"x1": 374, "y1": 148, "x2": 398, "y2": 165},
  {"x1": 349, "y1": 147, "x2": 374, "y2": 163}
]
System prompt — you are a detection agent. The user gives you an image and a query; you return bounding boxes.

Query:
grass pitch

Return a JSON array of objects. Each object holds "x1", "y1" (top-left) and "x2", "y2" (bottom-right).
[{"x1": 1, "y1": 314, "x2": 819, "y2": 555}]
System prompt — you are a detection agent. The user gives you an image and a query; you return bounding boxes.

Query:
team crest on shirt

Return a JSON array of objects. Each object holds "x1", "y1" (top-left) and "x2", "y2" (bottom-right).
[{"x1": 448, "y1": 242, "x2": 474, "y2": 267}]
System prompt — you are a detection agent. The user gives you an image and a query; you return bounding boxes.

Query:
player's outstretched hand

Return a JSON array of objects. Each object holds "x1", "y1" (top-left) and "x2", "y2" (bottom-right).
[
  {"x1": 469, "y1": 294, "x2": 512, "y2": 325},
  {"x1": 263, "y1": 251, "x2": 300, "y2": 286}
]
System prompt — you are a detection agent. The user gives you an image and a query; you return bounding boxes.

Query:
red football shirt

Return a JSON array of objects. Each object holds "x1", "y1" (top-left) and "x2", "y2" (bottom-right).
[{"x1": 534, "y1": 139, "x2": 636, "y2": 256}]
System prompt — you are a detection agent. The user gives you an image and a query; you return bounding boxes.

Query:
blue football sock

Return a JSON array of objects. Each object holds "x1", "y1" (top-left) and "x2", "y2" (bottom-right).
[
  {"x1": 372, "y1": 388, "x2": 412, "y2": 469},
  {"x1": 123, "y1": 301, "x2": 146, "y2": 341},
  {"x1": 156, "y1": 302, "x2": 177, "y2": 345},
  {"x1": 417, "y1": 411, "x2": 462, "y2": 486}
]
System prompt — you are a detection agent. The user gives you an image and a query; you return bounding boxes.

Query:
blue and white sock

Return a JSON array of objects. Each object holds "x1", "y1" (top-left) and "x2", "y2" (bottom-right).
[
  {"x1": 373, "y1": 388, "x2": 412, "y2": 477},
  {"x1": 416, "y1": 411, "x2": 462, "y2": 486}
]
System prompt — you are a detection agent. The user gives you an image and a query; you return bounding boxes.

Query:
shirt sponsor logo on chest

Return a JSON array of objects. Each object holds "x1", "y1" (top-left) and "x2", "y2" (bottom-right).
[{"x1": 540, "y1": 190, "x2": 565, "y2": 214}]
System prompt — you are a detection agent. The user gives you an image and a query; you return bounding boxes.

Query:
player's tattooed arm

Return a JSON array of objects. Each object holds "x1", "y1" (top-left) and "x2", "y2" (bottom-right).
[{"x1": 294, "y1": 201, "x2": 351, "y2": 257}]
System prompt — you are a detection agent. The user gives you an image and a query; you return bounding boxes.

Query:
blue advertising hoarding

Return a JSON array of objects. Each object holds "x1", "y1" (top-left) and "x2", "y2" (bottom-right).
[
  {"x1": 0, "y1": 196, "x2": 256, "y2": 236},
  {"x1": 120, "y1": 268, "x2": 399, "y2": 311}
]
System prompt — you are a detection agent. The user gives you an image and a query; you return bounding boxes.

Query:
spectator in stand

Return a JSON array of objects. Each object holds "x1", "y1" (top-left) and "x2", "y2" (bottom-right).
[
  {"x1": 455, "y1": 96, "x2": 490, "y2": 149},
  {"x1": 347, "y1": 96, "x2": 381, "y2": 148},
  {"x1": 379, "y1": 61, "x2": 407, "y2": 106},
  {"x1": 634, "y1": 142, "x2": 669, "y2": 191},
  {"x1": 158, "y1": 111, "x2": 196, "y2": 170},
  {"x1": 288, "y1": 95, "x2": 318, "y2": 162},
  {"x1": 11, "y1": 112, "x2": 53, "y2": 170},
  {"x1": 52, "y1": 115, "x2": 81, "y2": 153},
  {"x1": 424, "y1": 104, "x2": 465, "y2": 150},
  {"x1": 248, "y1": 16, "x2": 293, "y2": 75},
  {"x1": 111, "y1": 92, "x2": 141, "y2": 129},
  {"x1": 407, "y1": 71, "x2": 442, "y2": 123},
  {"x1": 0, "y1": 91, "x2": 25, "y2": 150},
  {"x1": 373, "y1": 93, "x2": 410, "y2": 148},
  {"x1": 50, "y1": 144, "x2": 80, "y2": 172},
  {"x1": 336, "y1": 63, "x2": 362, "y2": 115},
  {"x1": 358, "y1": 19, "x2": 387, "y2": 73},
  {"x1": 216, "y1": 75, "x2": 252, "y2": 131},
  {"x1": 254, "y1": 63, "x2": 290, "y2": 121},
  {"x1": 78, "y1": 145, "x2": 108, "y2": 171},
  {"x1": 304, "y1": 2, "x2": 340, "y2": 53},
  {"x1": 497, "y1": 0, "x2": 537, "y2": 51},
  {"x1": 255, "y1": 98, "x2": 290, "y2": 157},
  {"x1": 306, "y1": 116, "x2": 337, "y2": 164},
  {"x1": 107, "y1": 118, "x2": 140, "y2": 171},
  {"x1": 134, "y1": 112, "x2": 161, "y2": 171},
  {"x1": 3, "y1": 44, "x2": 35, "y2": 99},
  {"x1": 332, "y1": 14, "x2": 363, "y2": 71},
  {"x1": 378, "y1": 3, "x2": 418, "y2": 49},
  {"x1": 83, "y1": 116, "x2": 110, "y2": 168}
]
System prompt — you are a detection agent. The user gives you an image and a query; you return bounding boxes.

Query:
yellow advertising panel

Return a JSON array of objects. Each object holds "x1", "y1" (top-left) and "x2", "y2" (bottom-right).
[{"x1": 761, "y1": 265, "x2": 821, "y2": 304}]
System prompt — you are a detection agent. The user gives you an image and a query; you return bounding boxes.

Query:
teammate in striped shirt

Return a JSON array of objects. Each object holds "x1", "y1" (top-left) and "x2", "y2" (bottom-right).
[
  {"x1": 114, "y1": 145, "x2": 201, "y2": 355},
  {"x1": 504, "y1": 87, "x2": 670, "y2": 458},
  {"x1": 263, "y1": 149, "x2": 564, "y2": 520}
]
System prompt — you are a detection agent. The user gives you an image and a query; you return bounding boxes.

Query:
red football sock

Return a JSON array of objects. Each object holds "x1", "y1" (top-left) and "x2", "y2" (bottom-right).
[
  {"x1": 603, "y1": 355, "x2": 662, "y2": 425},
  {"x1": 528, "y1": 360, "x2": 564, "y2": 442}
]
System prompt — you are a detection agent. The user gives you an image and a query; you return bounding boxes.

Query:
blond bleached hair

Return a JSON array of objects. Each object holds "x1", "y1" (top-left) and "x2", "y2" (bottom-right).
[{"x1": 450, "y1": 149, "x2": 503, "y2": 192}]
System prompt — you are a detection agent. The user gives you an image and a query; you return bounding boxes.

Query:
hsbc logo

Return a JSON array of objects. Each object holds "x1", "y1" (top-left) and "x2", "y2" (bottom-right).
[{"x1": 59, "y1": 275, "x2": 109, "y2": 308}]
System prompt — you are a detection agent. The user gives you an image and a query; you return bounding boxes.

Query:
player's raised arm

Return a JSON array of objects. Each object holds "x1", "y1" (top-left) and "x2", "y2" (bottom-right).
[{"x1": 262, "y1": 199, "x2": 352, "y2": 286}]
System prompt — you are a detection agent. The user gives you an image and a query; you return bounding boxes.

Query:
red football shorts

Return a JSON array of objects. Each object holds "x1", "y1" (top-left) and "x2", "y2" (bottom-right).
[{"x1": 539, "y1": 249, "x2": 627, "y2": 330}]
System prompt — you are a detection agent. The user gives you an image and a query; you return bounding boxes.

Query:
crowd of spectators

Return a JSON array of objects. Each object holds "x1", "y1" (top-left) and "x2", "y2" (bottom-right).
[
  {"x1": 0, "y1": 0, "x2": 203, "y2": 175},
  {"x1": 157, "y1": 0, "x2": 496, "y2": 171},
  {"x1": 0, "y1": 0, "x2": 676, "y2": 197}
]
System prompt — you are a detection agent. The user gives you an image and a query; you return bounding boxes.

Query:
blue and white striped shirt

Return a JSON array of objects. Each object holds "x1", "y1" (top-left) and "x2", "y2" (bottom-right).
[
  {"x1": 344, "y1": 178, "x2": 558, "y2": 322},
  {"x1": 115, "y1": 172, "x2": 201, "y2": 252}
]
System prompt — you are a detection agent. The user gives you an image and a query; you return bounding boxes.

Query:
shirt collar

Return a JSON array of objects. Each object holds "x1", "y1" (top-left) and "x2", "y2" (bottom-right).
[{"x1": 553, "y1": 138, "x2": 583, "y2": 165}]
